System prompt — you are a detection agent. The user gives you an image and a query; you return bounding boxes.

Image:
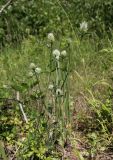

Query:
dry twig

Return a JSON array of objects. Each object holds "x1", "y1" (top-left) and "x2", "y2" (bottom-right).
[{"x1": 0, "y1": 0, "x2": 13, "y2": 15}]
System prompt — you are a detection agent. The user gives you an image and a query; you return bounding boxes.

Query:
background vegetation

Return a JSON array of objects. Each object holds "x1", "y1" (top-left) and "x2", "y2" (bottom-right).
[
  {"x1": 1, "y1": 0, "x2": 113, "y2": 160},
  {"x1": 1, "y1": 0, "x2": 113, "y2": 45}
]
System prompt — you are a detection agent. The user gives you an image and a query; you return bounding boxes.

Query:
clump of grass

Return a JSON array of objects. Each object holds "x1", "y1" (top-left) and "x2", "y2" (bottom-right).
[
  {"x1": 1, "y1": 29, "x2": 113, "y2": 159},
  {"x1": 0, "y1": 32, "x2": 75, "y2": 159},
  {"x1": 28, "y1": 33, "x2": 72, "y2": 137}
]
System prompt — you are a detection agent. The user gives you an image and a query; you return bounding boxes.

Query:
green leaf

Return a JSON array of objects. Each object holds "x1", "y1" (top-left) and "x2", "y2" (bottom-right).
[{"x1": 0, "y1": 141, "x2": 8, "y2": 160}]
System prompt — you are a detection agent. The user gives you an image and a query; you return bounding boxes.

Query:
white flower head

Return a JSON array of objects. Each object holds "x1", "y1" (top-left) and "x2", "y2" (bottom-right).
[
  {"x1": 48, "y1": 84, "x2": 54, "y2": 90},
  {"x1": 61, "y1": 50, "x2": 67, "y2": 57},
  {"x1": 35, "y1": 67, "x2": 41, "y2": 74},
  {"x1": 48, "y1": 33, "x2": 55, "y2": 42},
  {"x1": 56, "y1": 55, "x2": 60, "y2": 60},
  {"x1": 30, "y1": 63, "x2": 36, "y2": 69},
  {"x1": 28, "y1": 71, "x2": 33, "y2": 77},
  {"x1": 69, "y1": 101, "x2": 74, "y2": 106},
  {"x1": 56, "y1": 88, "x2": 63, "y2": 96},
  {"x1": 80, "y1": 21, "x2": 88, "y2": 32},
  {"x1": 53, "y1": 49, "x2": 60, "y2": 60}
]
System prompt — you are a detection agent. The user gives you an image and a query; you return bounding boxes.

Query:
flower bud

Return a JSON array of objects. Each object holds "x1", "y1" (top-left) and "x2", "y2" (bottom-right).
[
  {"x1": 29, "y1": 63, "x2": 36, "y2": 69},
  {"x1": 53, "y1": 49, "x2": 60, "y2": 58},
  {"x1": 80, "y1": 21, "x2": 88, "y2": 32},
  {"x1": 35, "y1": 67, "x2": 41, "y2": 74},
  {"x1": 56, "y1": 88, "x2": 63, "y2": 96},
  {"x1": 61, "y1": 50, "x2": 67, "y2": 57},
  {"x1": 48, "y1": 33, "x2": 55, "y2": 42},
  {"x1": 48, "y1": 84, "x2": 54, "y2": 90},
  {"x1": 28, "y1": 71, "x2": 33, "y2": 77}
]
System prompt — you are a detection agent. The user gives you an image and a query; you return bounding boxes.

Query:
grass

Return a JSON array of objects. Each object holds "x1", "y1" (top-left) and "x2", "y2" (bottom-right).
[{"x1": 1, "y1": 33, "x2": 113, "y2": 159}]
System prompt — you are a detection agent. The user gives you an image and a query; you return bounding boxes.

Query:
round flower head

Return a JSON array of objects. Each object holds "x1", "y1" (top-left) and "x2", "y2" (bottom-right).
[
  {"x1": 61, "y1": 50, "x2": 67, "y2": 57},
  {"x1": 53, "y1": 49, "x2": 60, "y2": 60},
  {"x1": 48, "y1": 33, "x2": 55, "y2": 42},
  {"x1": 56, "y1": 55, "x2": 60, "y2": 60},
  {"x1": 80, "y1": 21, "x2": 88, "y2": 32},
  {"x1": 35, "y1": 67, "x2": 41, "y2": 74},
  {"x1": 28, "y1": 71, "x2": 33, "y2": 77},
  {"x1": 30, "y1": 63, "x2": 36, "y2": 69},
  {"x1": 48, "y1": 84, "x2": 54, "y2": 90},
  {"x1": 56, "y1": 88, "x2": 63, "y2": 96}
]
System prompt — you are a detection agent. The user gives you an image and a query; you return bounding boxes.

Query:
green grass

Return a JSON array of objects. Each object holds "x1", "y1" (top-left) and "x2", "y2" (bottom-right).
[{"x1": 1, "y1": 33, "x2": 113, "y2": 159}]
